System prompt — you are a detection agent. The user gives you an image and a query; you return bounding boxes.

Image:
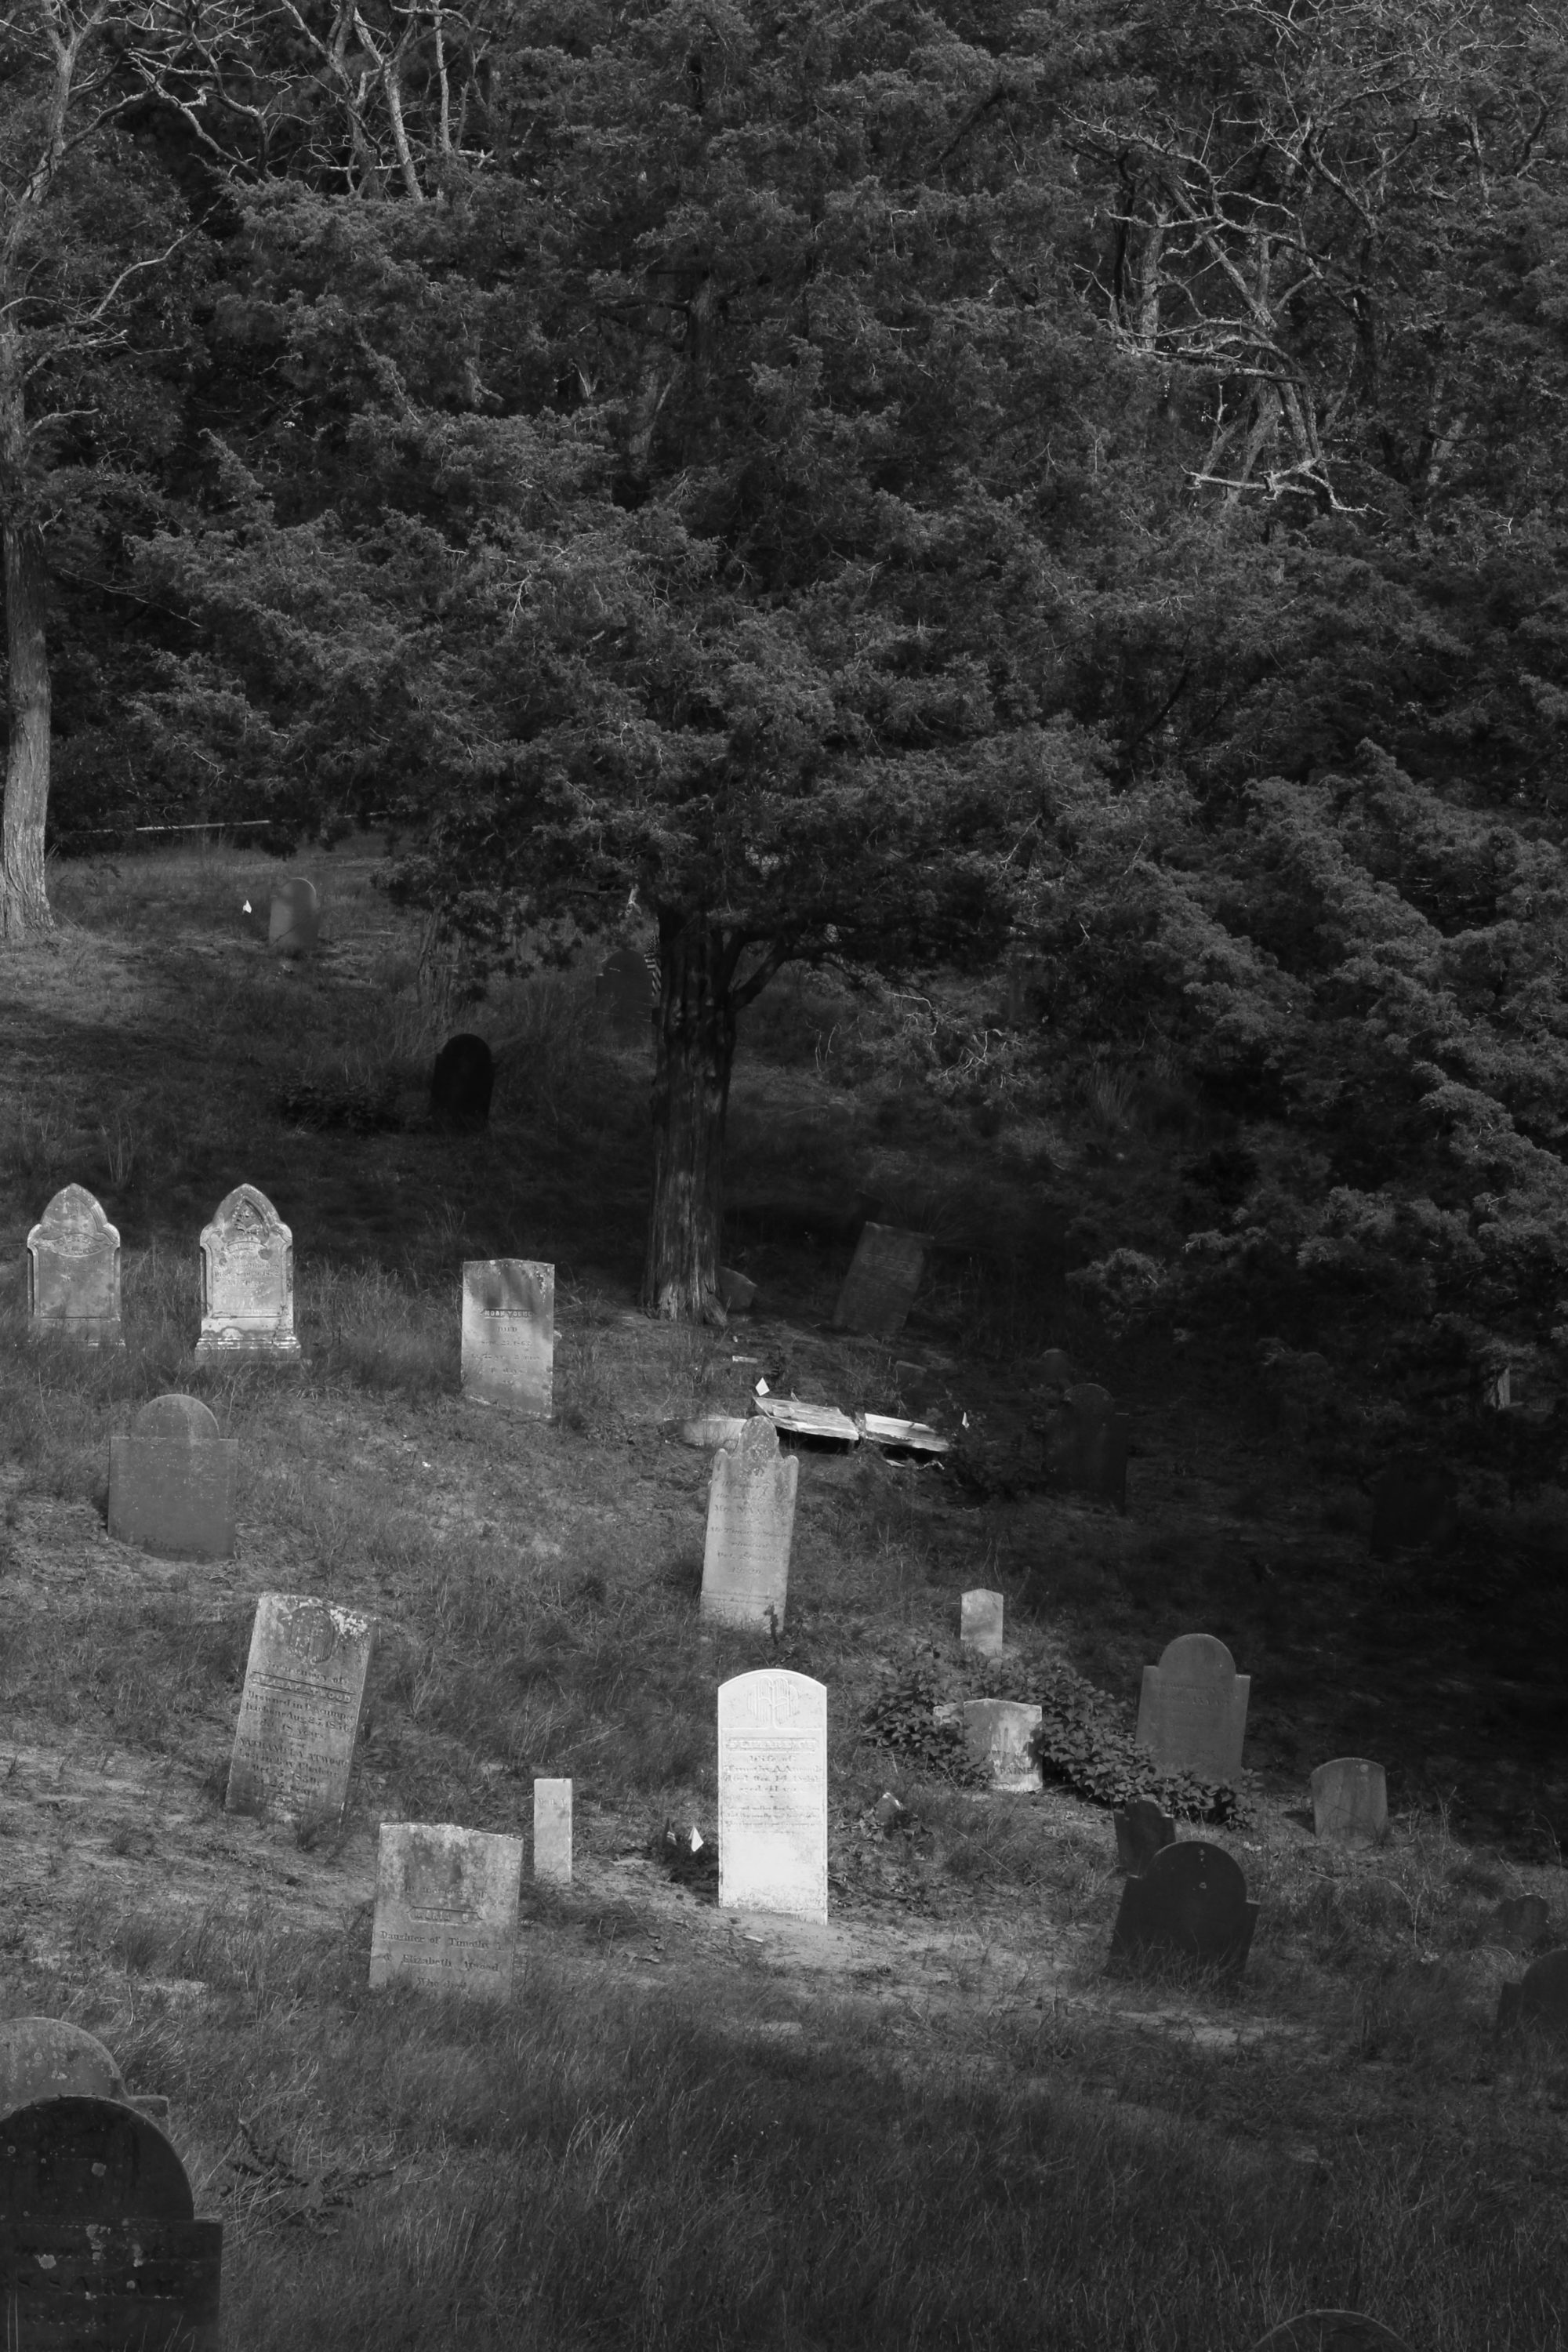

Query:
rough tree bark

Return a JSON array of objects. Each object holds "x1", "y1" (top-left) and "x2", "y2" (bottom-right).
[{"x1": 0, "y1": 328, "x2": 53, "y2": 944}]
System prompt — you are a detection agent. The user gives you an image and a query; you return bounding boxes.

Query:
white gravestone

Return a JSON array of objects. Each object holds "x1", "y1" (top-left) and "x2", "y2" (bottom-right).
[
  {"x1": 533, "y1": 1779, "x2": 572, "y2": 1886},
  {"x1": 461, "y1": 1259, "x2": 554, "y2": 1417},
  {"x1": 717, "y1": 1671, "x2": 828, "y2": 1925},
  {"x1": 1135, "y1": 1632, "x2": 1250, "y2": 1782},
  {"x1": 26, "y1": 1185, "x2": 124, "y2": 1347},
  {"x1": 960, "y1": 1589, "x2": 1004, "y2": 1657},
  {"x1": 194, "y1": 1185, "x2": 301, "y2": 1361},
  {"x1": 700, "y1": 1417, "x2": 799, "y2": 1631},
  {"x1": 962, "y1": 1699, "x2": 1043, "y2": 1791},
  {"x1": 1311, "y1": 1758, "x2": 1388, "y2": 1843},
  {"x1": 369, "y1": 1823, "x2": 523, "y2": 2001},
  {"x1": 832, "y1": 1223, "x2": 930, "y2": 1341},
  {"x1": 224, "y1": 1593, "x2": 374, "y2": 1828}
]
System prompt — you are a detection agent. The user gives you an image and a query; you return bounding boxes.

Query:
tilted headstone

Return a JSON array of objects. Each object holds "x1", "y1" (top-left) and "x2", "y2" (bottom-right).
[
  {"x1": 1311, "y1": 1758, "x2": 1388, "y2": 1844},
  {"x1": 1058, "y1": 1382, "x2": 1129, "y2": 1512},
  {"x1": 224, "y1": 1593, "x2": 375, "y2": 1829},
  {"x1": 1249, "y1": 2315, "x2": 1414, "y2": 2352},
  {"x1": 25, "y1": 1185, "x2": 123, "y2": 1348},
  {"x1": 1496, "y1": 1947, "x2": 1568, "y2": 2040},
  {"x1": 832, "y1": 1223, "x2": 929, "y2": 1341},
  {"x1": 1109, "y1": 1839, "x2": 1258, "y2": 1974},
  {"x1": 1114, "y1": 1796, "x2": 1176, "y2": 1876},
  {"x1": 369, "y1": 1822, "x2": 523, "y2": 2002},
  {"x1": 1370, "y1": 1454, "x2": 1458, "y2": 1556},
  {"x1": 717, "y1": 1670, "x2": 828, "y2": 1925},
  {"x1": 1494, "y1": 1893, "x2": 1553, "y2": 1951},
  {"x1": 0, "y1": 2096, "x2": 220, "y2": 2352},
  {"x1": 534, "y1": 1779, "x2": 572, "y2": 1886},
  {"x1": 194, "y1": 1184, "x2": 301, "y2": 1362},
  {"x1": 108, "y1": 1394, "x2": 238, "y2": 1563},
  {"x1": 960, "y1": 1589, "x2": 1004, "y2": 1657},
  {"x1": 268, "y1": 875, "x2": 319, "y2": 955},
  {"x1": 461, "y1": 1258, "x2": 554, "y2": 1417},
  {"x1": 1136, "y1": 1633, "x2": 1250, "y2": 1783},
  {"x1": 700, "y1": 1417, "x2": 799, "y2": 1632},
  {"x1": 962, "y1": 1700, "x2": 1043, "y2": 1793},
  {"x1": 597, "y1": 942, "x2": 655, "y2": 1040},
  {"x1": 430, "y1": 1033, "x2": 494, "y2": 1132}
]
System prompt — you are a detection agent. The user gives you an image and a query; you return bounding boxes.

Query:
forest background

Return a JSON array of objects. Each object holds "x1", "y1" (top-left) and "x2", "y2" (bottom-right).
[{"x1": 4, "y1": 0, "x2": 1568, "y2": 1495}]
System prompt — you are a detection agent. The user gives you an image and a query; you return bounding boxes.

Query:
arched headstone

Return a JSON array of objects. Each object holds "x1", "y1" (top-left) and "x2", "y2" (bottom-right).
[
  {"x1": 1136, "y1": 1633, "x2": 1250, "y2": 1782},
  {"x1": 430, "y1": 1033, "x2": 494, "y2": 1132},
  {"x1": 717, "y1": 1671, "x2": 828, "y2": 1924},
  {"x1": 0, "y1": 2023, "x2": 124, "y2": 2118},
  {"x1": 194, "y1": 1185, "x2": 301, "y2": 1361},
  {"x1": 268, "y1": 876, "x2": 319, "y2": 956},
  {"x1": 1109, "y1": 1839, "x2": 1258, "y2": 1973},
  {"x1": 1311, "y1": 1758, "x2": 1388, "y2": 1844},
  {"x1": 108, "y1": 1394, "x2": 238, "y2": 1561},
  {"x1": 1250, "y1": 2315, "x2": 1414, "y2": 2352},
  {"x1": 700, "y1": 1417, "x2": 798, "y2": 1631},
  {"x1": 0, "y1": 2096, "x2": 191, "y2": 2221},
  {"x1": 25, "y1": 1186, "x2": 123, "y2": 1348}
]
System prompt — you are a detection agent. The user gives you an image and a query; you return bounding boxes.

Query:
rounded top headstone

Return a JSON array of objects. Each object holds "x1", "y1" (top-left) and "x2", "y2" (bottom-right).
[
  {"x1": 0, "y1": 2095, "x2": 193, "y2": 2221},
  {"x1": 1142, "y1": 1838, "x2": 1248, "y2": 1909},
  {"x1": 1250, "y1": 2314, "x2": 1414, "y2": 2352},
  {"x1": 131, "y1": 1393, "x2": 222, "y2": 1444},
  {"x1": 0, "y1": 2020, "x2": 125, "y2": 2118},
  {"x1": 1065, "y1": 1382, "x2": 1115, "y2": 1415},
  {"x1": 1157, "y1": 1632, "x2": 1237, "y2": 1679}
]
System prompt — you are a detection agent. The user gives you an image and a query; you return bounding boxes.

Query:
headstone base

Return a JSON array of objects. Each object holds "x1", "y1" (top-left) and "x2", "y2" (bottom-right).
[
  {"x1": 0, "y1": 2220, "x2": 222, "y2": 2352},
  {"x1": 193, "y1": 1328, "x2": 302, "y2": 1363}
]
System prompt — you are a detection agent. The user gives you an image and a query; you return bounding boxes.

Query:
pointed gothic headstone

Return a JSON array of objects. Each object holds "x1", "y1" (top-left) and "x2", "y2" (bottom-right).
[
  {"x1": 194, "y1": 1185, "x2": 300, "y2": 1361},
  {"x1": 25, "y1": 1186, "x2": 123, "y2": 1348}
]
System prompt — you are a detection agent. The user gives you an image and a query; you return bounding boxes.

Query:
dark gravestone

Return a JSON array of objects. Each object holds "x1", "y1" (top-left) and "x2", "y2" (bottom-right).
[
  {"x1": 1109, "y1": 1840, "x2": 1258, "y2": 1974},
  {"x1": 108, "y1": 1395, "x2": 238, "y2": 1563},
  {"x1": 1494, "y1": 1893, "x2": 1553, "y2": 1951},
  {"x1": 1114, "y1": 1796, "x2": 1176, "y2": 1876},
  {"x1": 1059, "y1": 1384, "x2": 1128, "y2": 1512},
  {"x1": 268, "y1": 875, "x2": 319, "y2": 956},
  {"x1": 597, "y1": 943, "x2": 655, "y2": 1040},
  {"x1": 430, "y1": 1033, "x2": 494, "y2": 1132},
  {"x1": 1136, "y1": 1633, "x2": 1250, "y2": 1783},
  {"x1": 0, "y1": 2021, "x2": 168, "y2": 2136},
  {"x1": 1250, "y1": 2317, "x2": 1414, "y2": 2352},
  {"x1": 0, "y1": 2097, "x2": 220, "y2": 2352},
  {"x1": 1370, "y1": 1454, "x2": 1458, "y2": 1557},
  {"x1": 833, "y1": 1223, "x2": 930, "y2": 1341},
  {"x1": 1496, "y1": 1946, "x2": 1568, "y2": 2039}
]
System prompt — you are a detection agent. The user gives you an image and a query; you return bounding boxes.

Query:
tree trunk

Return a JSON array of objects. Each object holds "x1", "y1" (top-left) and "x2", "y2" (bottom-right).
[
  {"x1": 0, "y1": 330, "x2": 53, "y2": 945},
  {"x1": 641, "y1": 916, "x2": 738, "y2": 1320}
]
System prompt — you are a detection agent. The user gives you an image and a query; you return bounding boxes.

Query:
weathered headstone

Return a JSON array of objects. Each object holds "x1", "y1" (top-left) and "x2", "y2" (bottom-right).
[
  {"x1": 533, "y1": 1778, "x2": 572, "y2": 1886},
  {"x1": 0, "y1": 2096, "x2": 221, "y2": 2352},
  {"x1": 430, "y1": 1033, "x2": 494, "y2": 1132},
  {"x1": 1311, "y1": 1757, "x2": 1388, "y2": 1844},
  {"x1": 0, "y1": 2023, "x2": 124, "y2": 2118},
  {"x1": 369, "y1": 1822, "x2": 523, "y2": 2002},
  {"x1": 961, "y1": 1700, "x2": 1043, "y2": 1793},
  {"x1": 597, "y1": 943, "x2": 655, "y2": 1040},
  {"x1": 960, "y1": 1589, "x2": 1004, "y2": 1657},
  {"x1": 1109, "y1": 1840, "x2": 1258, "y2": 1974},
  {"x1": 1496, "y1": 1947, "x2": 1568, "y2": 2040},
  {"x1": 1370, "y1": 1454, "x2": 1458, "y2": 1557},
  {"x1": 832, "y1": 1222, "x2": 929, "y2": 1341},
  {"x1": 26, "y1": 1185, "x2": 123, "y2": 1348},
  {"x1": 224, "y1": 1592, "x2": 375, "y2": 1829},
  {"x1": 1114, "y1": 1795, "x2": 1177, "y2": 1875},
  {"x1": 717, "y1": 1670, "x2": 828, "y2": 1925},
  {"x1": 1058, "y1": 1382, "x2": 1129, "y2": 1512},
  {"x1": 1250, "y1": 2316, "x2": 1414, "y2": 2352},
  {"x1": 461, "y1": 1258, "x2": 554, "y2": 1417},
  {"x1": 268, "y1": 875, "x2": 319, "y2": 955},
  {"x1": 1136, "y1": 1633, "x2": 1250, "y2": 1783},
  {"x1": 700, "y1": 1417, "x2": 799, "y2": 1632},
  {"x1": 1494, "y1": 1893, "x2": 1553, "y2": 1951},
  {"x1": 194, "y1": 1184, "x2": 301, "y2": 1362},
  {"x1": 108, "y1": 1394, "x2": 238, "y2": 1562}
]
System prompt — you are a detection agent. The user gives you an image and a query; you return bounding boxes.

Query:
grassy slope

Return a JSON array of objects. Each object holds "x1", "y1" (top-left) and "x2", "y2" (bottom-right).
[{"x1": 0, "y1": 840, "x2": 1562, "y2": 2351}]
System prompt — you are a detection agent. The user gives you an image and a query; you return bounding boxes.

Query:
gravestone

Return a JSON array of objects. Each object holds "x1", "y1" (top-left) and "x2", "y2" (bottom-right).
[
  {"x1": 268, "y1": 875, "x2": 319, "y2": 955},
  {"x1": 961, "y1": 1700, "x2": 1043, "y2": 1792},
  {"x1": 369, "y1": 1823, "x2": 524, "y2": 2002},
  {"x1": 597, "y1": 943, "x2": 655, "y2": 1040},
  {"x1": 1034, "y1": 1348, "x2": 1073, "y2": 1390},
  {"x1": 1311, "y1": 1758, "x2": 1388, "y2": 1844},
  {"x1": 1136, "y1": 1633, "x2": 1250, "y2": 1783},
  {"x1": 1059, "y1": 1383, "x2": 1129, "y2": 1512},
  {"x1": 430, "y1": 1033, "x2": 494, "y2": 1132},
  {"x1": 1496, "y1": 1947, "x2": 1568, "y2": 2040},
  {"x1": 832, "y1": 1223, "x2": 929, "y2": 1341},
  {"x1": 1494, "y1": 1893, "x2": 1553, "y2": 1950},
  {"x1": 1250, "y1": 2317, "x2": 1414, "y2": 2352},
  {"x1": 194, "y1": 1185, "x2": 301, "y2": 1362},
  {"x1": 699, "y1": 1417, "x2": 799, "y2": 1632},
  {"x1": 108, "y1": 1394, "x2": 238, "y2": 1562},
  {"x1": 1370, "y1": 1454, "x2": 1458, "y2": 1556},
  {"x1": 0, "y1": 2096, "x2": 221, "y2": 2352},
  {"x1": 718, "y1": 1266, "x2": 757, "y2": 1314},
  {"x1": 1109, "y1": 1840, "x2": 1258, "y2": 1974},
  {"x1": 717, "y1": 1670, "x2": 828, "y2": 1925},
  {"x1": 461, "y1": 1259, "x2": 554, "y2": 1417},
  {"x1": 534, "y1": 1779, "x2": 572, "y2": 1886},
  {"x1": 224, "y1": 1593, "x2": 375, "y2": 1829},
  {"x1": 1114, "y1": 1796, "x2": 1176, "y2": 1876},
  {"x1": 960, "y1": 1589, "x2": 1004, "y2": 1658},
  {"x1": 0, "y1": 2023, "x2": 124, "y2": 2118},
  {"x1": 26, "y1": 1185, "x2": 123, "y2": 1348}
]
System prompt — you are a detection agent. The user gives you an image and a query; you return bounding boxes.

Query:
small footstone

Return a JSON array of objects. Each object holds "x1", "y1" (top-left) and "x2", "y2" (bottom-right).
[
  {"x1": 108, "y1": 1394, "x2": 238, "y2": 1562},
  {"x1": 1496, "y1": 1946, "x2": 1568, "y2": 2039},
  {"x1": 534, "y1": 1779, "x2": 572, "y2": 1886},
  {"x1": 1109, "y1": 1839, "x2": 1258, "y2": 1975},
  {"x1": 430, "y1": 1033, "x2": 493, "y2": 1131},
  {"x1": 1310, "y1": 1758, "x2": 1388, "y2": 1844},
  {"x1": 1114, "y1": 1797, "x2": 1176, "y2": 1876}
]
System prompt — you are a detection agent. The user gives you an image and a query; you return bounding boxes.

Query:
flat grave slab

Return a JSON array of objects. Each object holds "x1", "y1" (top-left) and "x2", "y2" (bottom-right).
[
  {"x1": 370, "y1": 1823, "x2": 523, "y2": 2002},
  {"x1": 718, "y1": 1671, "x2": 828, "y2": 1925},
  {"x1": 753, "y1": 1396, "x2": 860, "y2": 1446},
  {"x1": 194, "y1": 1184, "x2": 300, "y2": 1361},
  {"x1": 700, "y1": 1417, "x2": 798, "y2": 1632},
  {"x1": 461, "y1": 1258, "x2": 554, "y2": 1417},
  {"x1": 832, "y1": 1222, "x2": 929, "y2": 1341},
  {"x1": 858, "y1": 1411, "x2": 949, "y2": 1456},
  {"x1": 26, "y1": 1186, "x2": 123, "y2": 1348},
  {"x1": 108, "y1": 1394, "x2": 237, "y2": 1563},
  {"x1": 1109, "y1": 1840, "x2": 1258, "y2": 1975},
  {"x1": 224, "y1": 1594, "x2": 375, "y2": 1829},
  {"x1": 1136, "y1": 1633, "x2": 1250, "y2": 1783}
]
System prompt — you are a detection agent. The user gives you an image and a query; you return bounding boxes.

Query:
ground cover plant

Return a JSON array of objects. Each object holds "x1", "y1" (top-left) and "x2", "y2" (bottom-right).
[{"x1": 0, "y1": 849, "x2": 1563, "y2": 2348}]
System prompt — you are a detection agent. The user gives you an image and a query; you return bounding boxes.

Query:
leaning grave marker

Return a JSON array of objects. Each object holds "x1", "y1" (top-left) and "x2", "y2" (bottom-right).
[
  {"x1": 717, "y1": 1670, "x2": 828, "y2": 1926},
  {"x1": 1311, "y1": 1757, "x2": 1388, "y2": 1844},
  {"x1": 960, "y1": 1589, "x2": 1004, "y2": 1657},
  {"x1": 370, "y1": 1823, "x2": 524, "y2": 2002},
  {"x1": 1135, "y1": 1632, "x2": 1250, "y2": 1783},
  {"x1": 194, "y1": 1184, "x2": 301, "y2": 1363},
  {"x1": 1109, "y1": 1839, "x2": 1258, "y2": 1975},
  {"x1": 461, "y1": 1258, "x2": 554, "y2": 1417},
  {"x1": 108, "y1": 1393, "x2": 237, "y2": 1563},
  {"x1": 26, "y1": 1185, "x2": 123, "y2": 1348},
  {"x1": 224, "y1": 1593, "x2": 375, "y2": 1828},
  {"x1": 961, "y1": 1700, "x2": 1042, "y2": 1792},
  {"x1": 700, "y1": 1417, "x2": 799, "y2": 1631},
  {"x1": 831, "y1": 1222, "x2": 929, "y2": 1341},
  {"x1": 533, "y1": 1779, "x2": 572, "y2": 1886}
]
